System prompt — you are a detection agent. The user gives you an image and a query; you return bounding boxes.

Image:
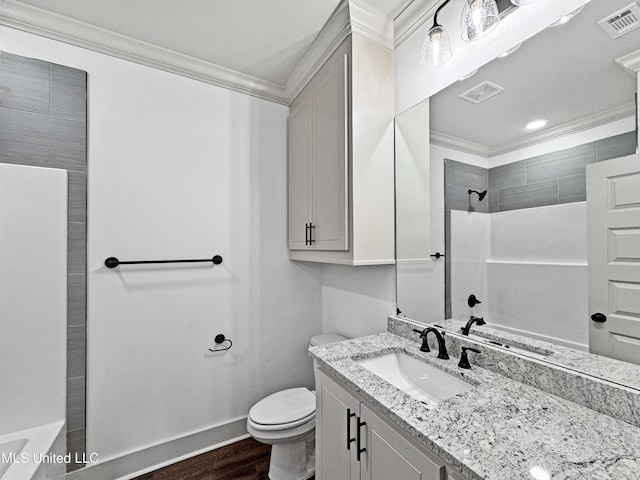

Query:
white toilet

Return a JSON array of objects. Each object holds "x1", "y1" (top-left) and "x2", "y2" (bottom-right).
[{"x1": 247, "y1": 334, "x2": 347, "y2": 480}]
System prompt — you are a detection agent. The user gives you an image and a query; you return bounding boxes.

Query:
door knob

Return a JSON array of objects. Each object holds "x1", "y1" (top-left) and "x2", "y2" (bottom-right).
[{"x1": 591, "y1": 313, "x2": 607, "y2": 323}]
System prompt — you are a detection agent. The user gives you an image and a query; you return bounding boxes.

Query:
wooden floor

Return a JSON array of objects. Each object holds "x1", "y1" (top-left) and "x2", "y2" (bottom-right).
[{"x1": 133, "y1": 437, "x2": 315, "y2": 480}]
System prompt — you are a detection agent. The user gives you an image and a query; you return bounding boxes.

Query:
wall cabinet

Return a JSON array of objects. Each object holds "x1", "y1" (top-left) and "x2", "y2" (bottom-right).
[
  {"x1": 288, "y1": 40, "x2": 348, "y2": 252},
  {"x1": 316, "y1": 368, "x2": 467, "y2": 480},
  {"x1": 288, "y1": 34, "x2": 395, "y2": 265}
]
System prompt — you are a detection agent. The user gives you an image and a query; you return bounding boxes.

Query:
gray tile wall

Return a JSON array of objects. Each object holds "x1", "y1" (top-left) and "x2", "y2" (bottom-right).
[
  {"x1": 0, "y1": 52, "x2": 87, "y2": 472},
  {"x1": 488, "y1": 133, "x2": 637, "y2": 212},
  {"x1": 444, "y1": 132, "x2": 637, "y2": 318}
]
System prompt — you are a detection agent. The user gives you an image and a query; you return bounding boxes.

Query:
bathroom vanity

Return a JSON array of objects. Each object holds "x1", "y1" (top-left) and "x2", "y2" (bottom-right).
[{"x1": 310, "y1": 317, "x2": 640, "y2": 480}]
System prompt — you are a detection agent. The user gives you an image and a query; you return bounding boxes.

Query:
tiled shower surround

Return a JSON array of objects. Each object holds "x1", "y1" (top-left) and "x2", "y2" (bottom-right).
[
  {"x1": 0, "y1": 51, "x2": 87, "y2": 471},
  {"x1": 444, "y1": 131, "x2": 637, "y2": 317}
]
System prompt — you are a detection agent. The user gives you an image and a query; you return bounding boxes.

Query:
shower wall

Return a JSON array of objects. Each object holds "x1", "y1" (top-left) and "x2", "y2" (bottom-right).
[
  {"x1": 0, "y1": 163, "x2": 67, "y2": 433},
  {"x1": 0, "y1": 51, "x2": 87, "y2": 470},
  {"x1": 445, "y1": 129, "x2": 637, "y2": 347}
]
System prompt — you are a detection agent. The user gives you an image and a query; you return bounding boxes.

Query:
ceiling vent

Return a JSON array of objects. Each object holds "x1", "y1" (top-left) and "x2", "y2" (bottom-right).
[
  {"x1": 459, "y1": 81, "x2": 505, "y2": 104},
  {"x1": 598, "y1": 3, "x2": 640, "y2": 39}
]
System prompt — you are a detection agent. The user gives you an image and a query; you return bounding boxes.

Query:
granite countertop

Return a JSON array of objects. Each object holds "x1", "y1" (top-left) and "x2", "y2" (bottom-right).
[
  {"x1": 309, "y1": 332, "x2": 640, "y2": 480},
  {"x1": 438, "y1": 318, "x2": 640, "y2": 392}
]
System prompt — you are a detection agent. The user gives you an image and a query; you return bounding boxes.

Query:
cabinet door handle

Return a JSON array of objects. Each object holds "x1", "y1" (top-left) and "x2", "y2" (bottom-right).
[
  {"x1": 356, "y1": 417, "x2": 366, "y2": 461},
  {"x1": 309, "y1": 223, "x2": 316, "y2": 244},
  {"x1": 305, "y1": 223, "x2": 309, "y2": 246},
  {"x1": 346, "y1": 409, "x2": 356, "y2": 450}
]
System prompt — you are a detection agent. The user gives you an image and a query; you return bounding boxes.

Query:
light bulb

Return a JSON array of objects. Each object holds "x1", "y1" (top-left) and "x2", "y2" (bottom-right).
[
  {"x1": 461, "y1": 0, "x2": 500, "y2": 42},
  {"x1": 421, "y1": 25, "x2": 453, "y2": 67}
]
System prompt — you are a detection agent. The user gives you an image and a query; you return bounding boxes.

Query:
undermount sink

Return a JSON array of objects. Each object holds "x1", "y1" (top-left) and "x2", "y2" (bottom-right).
[{"x1": 356, "y1": 352, "x2": 474, "y2": 405}]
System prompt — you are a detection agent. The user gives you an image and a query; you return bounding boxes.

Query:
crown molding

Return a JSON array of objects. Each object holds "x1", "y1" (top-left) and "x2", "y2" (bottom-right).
[
  {"x1": 616, "y1": 49, "x2": 640, "y2": 77},
  {"x1": 0, "y1": 0, "x2": 288, "y2": 104},
  {"x1": 284, "y1": 1, "x2": 351, "y2": 103},
  {"x1": 349, "y1": 0, "x2": 394, "y2": 51},
  {"x1": 1, "y1": 0, "x2": 398, "y2": 106},
  {"x1": 393, "y1": 0, "x2": 439, "y2": 47},
  {"x1": 430, "y1": 130, "x2": 490, "y2": 157},
  {"x1": 285, "y1": 0, "x2": 393, "y2": 103},
  {"x1": 489, "y1": 102, "x2": 636, "y2": 157},
  {"x1": 431, "y1": 102, "x2": 636, "y2": 158}
]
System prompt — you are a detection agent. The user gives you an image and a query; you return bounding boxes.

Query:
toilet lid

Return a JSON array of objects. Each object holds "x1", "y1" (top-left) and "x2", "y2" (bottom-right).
[{"x1": 249, "y1": 387, "x2": 316, "y2": 426}]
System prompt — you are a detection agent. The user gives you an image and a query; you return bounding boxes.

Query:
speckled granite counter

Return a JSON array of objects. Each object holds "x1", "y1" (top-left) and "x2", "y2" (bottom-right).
[
  {"x1": 309, "y1": 332, "x2": 640, "y2": 480},
  {"x1": 438, "y1": 318, "x2": 640, "y2": 391}
]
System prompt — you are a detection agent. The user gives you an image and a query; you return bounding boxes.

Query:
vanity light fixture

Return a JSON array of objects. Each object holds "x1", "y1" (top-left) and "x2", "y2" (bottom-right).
[
  {"x1": 421, "y1": 0, "x2": 454, "y2": 67},
  {"x1": 548, "y1": 6, "x2": 584, "y2": 28},
  {"x1": 422, "y1": 0, "x2": 513, "y2": 67},
  {"x1": 526, "y1": 119, "x2": 548, "y2": 130},
  {"x1": 460, "y1": 0, "x2": 501, "y2": 42}
]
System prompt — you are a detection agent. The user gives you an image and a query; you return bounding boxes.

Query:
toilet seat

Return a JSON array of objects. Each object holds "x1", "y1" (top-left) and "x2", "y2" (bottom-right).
[
  {"x1": 248, "y1": 387, "x2": 316, "y2": 431},
  {"x1": 249, "y1": 411, "x2": 315, "y2": 431}
]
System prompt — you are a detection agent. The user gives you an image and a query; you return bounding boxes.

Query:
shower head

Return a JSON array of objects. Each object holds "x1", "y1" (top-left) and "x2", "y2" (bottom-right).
[{"x1": 468, "y1": 189, "x2": 488, "y2": 202}]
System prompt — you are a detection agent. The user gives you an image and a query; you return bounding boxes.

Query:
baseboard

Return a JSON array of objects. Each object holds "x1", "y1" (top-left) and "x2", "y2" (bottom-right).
[{"x1": 65, "y1": 417, "x2": 248, "y2": 480}]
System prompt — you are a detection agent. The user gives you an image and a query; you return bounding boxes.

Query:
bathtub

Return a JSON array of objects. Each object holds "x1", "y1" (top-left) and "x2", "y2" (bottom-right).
[{"x1": 0, "y1": 422, "x2": 64, "y2": 480}]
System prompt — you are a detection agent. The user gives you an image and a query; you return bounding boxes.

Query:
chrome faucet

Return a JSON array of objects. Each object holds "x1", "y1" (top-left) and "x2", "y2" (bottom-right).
[
  {"x1": 412, "y1": 327, "x2": 449, "y2": 360},
  {"x1": 460, "y1": 316, "x2": 486, "y2": 336}
]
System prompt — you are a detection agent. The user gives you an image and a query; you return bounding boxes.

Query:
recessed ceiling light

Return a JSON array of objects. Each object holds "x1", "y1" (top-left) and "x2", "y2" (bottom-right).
[
  {"x1": 459, "y1": 69, "x2": 478, "y2": 81},
  {"x1": 549, "y1": 6, "x2": 584, "y2": 28},
  {"x1": 498, "y1": 43, "x2": 521, "y2": 58},
  {"x1": 526, "y1": 119, "x2": 548, "y2": 130}
]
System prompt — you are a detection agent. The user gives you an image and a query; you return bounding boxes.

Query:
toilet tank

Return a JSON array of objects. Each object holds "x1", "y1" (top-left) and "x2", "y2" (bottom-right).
[
  {"x1": 310, "y1": 334, "x2": 347, "y2": 347},
  {"x1": 310, "y1": 334, "x2": 347, "y2": 387}
]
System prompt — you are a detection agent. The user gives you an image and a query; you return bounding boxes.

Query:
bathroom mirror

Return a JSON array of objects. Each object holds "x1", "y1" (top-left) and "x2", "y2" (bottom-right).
[{"x1": 396, "y1": 0, "x2": 640, "y2": 385}]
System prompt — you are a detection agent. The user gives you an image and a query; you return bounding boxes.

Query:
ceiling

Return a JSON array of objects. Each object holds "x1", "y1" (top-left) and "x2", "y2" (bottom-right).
[
  {"x1": 9, "y1": 0, "x2": 412, "y2": 88},
  {"x1": 430, "y1": 0, "x2": 638, "y2": 154}
]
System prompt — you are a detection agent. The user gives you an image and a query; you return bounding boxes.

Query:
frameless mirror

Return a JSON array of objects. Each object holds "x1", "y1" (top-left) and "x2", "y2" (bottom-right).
[{"x1": 396, "y1": 0, "x2": 640, "y2": 386}]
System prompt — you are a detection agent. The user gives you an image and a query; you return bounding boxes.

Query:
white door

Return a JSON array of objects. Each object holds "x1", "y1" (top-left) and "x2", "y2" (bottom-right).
[
  {"x1": 587, "y1": 153, "x2": 640, "y2": 365},
  {"x1": 360, "y1": 405, "x2": 445, "y2": 480}
]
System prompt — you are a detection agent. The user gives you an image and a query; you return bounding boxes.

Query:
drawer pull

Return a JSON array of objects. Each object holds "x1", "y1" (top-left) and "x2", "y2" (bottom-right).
[
  {"x1": 356, "y1": 417, "x2": 366, "y2": 461},
  {"x1": 346, "y1": 409, "x2": 356, "y2": 450}
]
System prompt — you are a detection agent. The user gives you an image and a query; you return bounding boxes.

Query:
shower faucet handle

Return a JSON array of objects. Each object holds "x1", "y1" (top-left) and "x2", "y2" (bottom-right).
[{"x1": 467, "y1": 294, "x2": 482, "y2": 308}]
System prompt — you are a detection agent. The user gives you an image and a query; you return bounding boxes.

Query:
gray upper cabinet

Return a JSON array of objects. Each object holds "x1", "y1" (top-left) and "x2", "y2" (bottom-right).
[
  {"x1": 288, "y1": 40, "x2": 348, "y2": 252},
  {"x1": 288, "y1": 34, "x2": 395, "y2": 265}
]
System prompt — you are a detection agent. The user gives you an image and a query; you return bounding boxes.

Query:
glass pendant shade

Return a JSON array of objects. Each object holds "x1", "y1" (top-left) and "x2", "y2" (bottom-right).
[
  {"x1": 460, "y1": 0, "x2": 500, "y2": 42},
  {"x1": 421, "y1": 25, "x2": 453, "y2": 67}
]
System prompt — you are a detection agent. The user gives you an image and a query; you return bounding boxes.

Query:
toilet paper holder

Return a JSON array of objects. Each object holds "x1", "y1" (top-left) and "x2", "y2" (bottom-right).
[{"x1": 209, "y1": 334, "x2": 233, "y2": 352}]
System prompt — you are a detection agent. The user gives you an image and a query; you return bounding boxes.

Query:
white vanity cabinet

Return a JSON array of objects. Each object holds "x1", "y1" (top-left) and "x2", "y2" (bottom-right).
[
  {"x1": 316, "y1": 368, "x2": 464, "y2": 480},
  {"x1": 288, "y1": 33, "x2": 395, "y2": 265}
]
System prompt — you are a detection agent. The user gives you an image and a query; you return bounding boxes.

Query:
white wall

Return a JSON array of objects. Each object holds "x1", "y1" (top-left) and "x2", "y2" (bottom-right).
[
  {"x1": 487, "y1": 203, "x2": 589, "y2": 349},
  {"x1": 321, "y1": 264, "x2": 396, "y2": 338},
  {"x1": 450, "y1": 203, "x2": 589, "y2": 349},
  {"x1": 0, "y1": 164, "x2": 67, "y2": 434},
  {"x1": 450, "y1": 211, "x2": 489, "y2": 321},
  {"x1": 0, "y1": 26, "x2": 323, "y2": 464}
]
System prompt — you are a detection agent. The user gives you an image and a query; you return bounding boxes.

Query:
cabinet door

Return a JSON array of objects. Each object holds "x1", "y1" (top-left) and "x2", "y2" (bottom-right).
[
  {"x1": 312, "y1": 50, "x2": 348, "y2": 251},
  {"x1": 288, "y1": 94, "x2": 313, "y2": 250},
  {"x1": 316, "y1": 370, "x2": 360, "y2": 480},
  {"x1": 360, "y1": 405, "x2": 446, "y2": 480}
]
